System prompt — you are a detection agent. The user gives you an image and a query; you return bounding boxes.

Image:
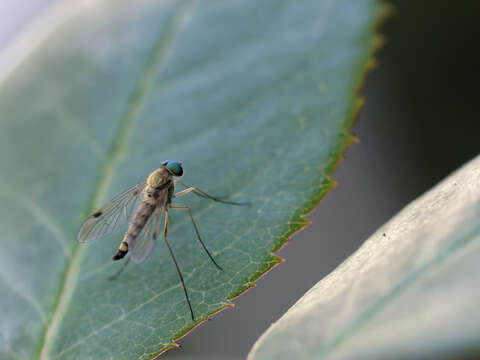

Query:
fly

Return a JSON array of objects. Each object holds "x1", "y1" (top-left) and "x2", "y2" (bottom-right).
[{"x1": 77, "y1": 160, "x2": 246, "y2": 321}]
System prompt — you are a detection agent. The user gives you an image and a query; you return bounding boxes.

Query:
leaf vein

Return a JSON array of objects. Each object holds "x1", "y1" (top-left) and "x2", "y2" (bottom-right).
[
  {"x1": 37, "y1": 1, "x2": 195, "y2": 359},
  {"x1": 0, "y1": 273, "x2": 47, "y2": 323}
]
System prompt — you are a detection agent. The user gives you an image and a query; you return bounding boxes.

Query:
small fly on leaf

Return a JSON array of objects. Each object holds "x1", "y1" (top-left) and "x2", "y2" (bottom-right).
[{"x1": 77, "y1": 160, "x2": 247, "y2": 321}]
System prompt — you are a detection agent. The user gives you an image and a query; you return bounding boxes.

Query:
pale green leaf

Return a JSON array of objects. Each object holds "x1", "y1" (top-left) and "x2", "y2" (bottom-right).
[{"x1": 248, "y1": 155, "x2": 480, "y2": 360}]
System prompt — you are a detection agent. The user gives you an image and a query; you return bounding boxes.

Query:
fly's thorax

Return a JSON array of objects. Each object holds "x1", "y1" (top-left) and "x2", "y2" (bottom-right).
[
  {"x1": 146, "y1": 168, "x2": 172, "y2": 188},
  {"x1": 144, "y1": 168, "x2": 172, "y2": 201}
]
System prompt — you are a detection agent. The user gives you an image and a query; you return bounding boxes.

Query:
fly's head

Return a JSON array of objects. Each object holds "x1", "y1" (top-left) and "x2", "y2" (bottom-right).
[{"x1": 161, "y1": 160, "x2": 183, "y2": 181}]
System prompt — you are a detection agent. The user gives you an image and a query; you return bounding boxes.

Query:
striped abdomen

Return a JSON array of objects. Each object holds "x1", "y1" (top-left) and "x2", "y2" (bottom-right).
[{"x1": 112, "y1": 199, "x2": 156, "y2": 260}]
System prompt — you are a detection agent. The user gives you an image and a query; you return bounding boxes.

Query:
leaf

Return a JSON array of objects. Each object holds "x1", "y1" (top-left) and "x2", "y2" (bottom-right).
[
  {"x1": 0, "y1": 1, "x2": 382, "y2": 359},
  {"x1": 248, "y1": 155, "x2": 480, "y2": 360}
]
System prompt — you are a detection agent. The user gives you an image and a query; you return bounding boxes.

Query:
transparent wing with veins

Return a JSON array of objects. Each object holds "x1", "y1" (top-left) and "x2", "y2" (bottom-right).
[
  {"x1": 129, "y1": 189, "x2": 168, "y2": 264},
  {"x1": 77, "y1": 182, "x2": 146, "y2": 243}
]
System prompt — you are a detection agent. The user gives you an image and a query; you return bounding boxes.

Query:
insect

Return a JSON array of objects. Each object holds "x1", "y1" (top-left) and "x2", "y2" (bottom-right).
[{"x1": 77, "y1": 160, "x2": 245, "y2": 320}]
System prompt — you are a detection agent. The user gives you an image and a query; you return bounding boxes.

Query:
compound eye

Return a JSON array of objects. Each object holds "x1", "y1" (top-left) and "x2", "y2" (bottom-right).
[{"x1": 164, "y1": 161, "x2": 183, "y2": 176}]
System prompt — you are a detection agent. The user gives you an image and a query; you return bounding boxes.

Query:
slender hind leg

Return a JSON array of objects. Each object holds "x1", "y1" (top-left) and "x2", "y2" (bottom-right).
[
  {"x1": 109, "y1": 257, "x2": 131, "y2": 281},
  {"x1": 163, "y1": 208, "x2": 195, "y2": 321},
  {"x1": 170, "y1": 205, "x2": 223, "y2": 271}
]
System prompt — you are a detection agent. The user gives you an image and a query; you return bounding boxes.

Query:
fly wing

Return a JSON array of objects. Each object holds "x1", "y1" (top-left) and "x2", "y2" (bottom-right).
[
  {"x1": 77, "y1": 182, "x2": 146, "y2": 243},
  {"x1": 129, "y1": 188, "x2": 168, "y2": 264}
]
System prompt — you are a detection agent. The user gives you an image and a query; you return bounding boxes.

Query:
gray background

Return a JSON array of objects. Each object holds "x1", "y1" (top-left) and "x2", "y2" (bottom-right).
[{"x1": 1, "y1": 1, "x2": 478, "y2": 359}]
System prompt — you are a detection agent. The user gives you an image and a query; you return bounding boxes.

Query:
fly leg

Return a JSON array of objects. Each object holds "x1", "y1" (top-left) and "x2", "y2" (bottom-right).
[
  {"x1": 109, "y1": 257, "x2": 130, "y2": 281},
  {"x1": 175, "y1": 182, "x2": 249, "y2": 205},
  {"x1": 170, "y1": 205, "x2": 223, "y2": 271},
  {"x1": 164, "y1": 208, "x2": 195, "y2": 321}
]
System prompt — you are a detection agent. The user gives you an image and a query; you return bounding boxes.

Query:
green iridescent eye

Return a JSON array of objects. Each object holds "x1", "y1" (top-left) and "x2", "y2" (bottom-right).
[{"x1": 162, "y1": 160, "x2": 183, "y2": 176}]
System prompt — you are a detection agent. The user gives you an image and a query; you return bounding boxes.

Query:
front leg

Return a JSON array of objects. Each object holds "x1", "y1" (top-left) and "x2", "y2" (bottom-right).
[{"x1": 175, "y1": 182, "x2": 249, "y2": 205}]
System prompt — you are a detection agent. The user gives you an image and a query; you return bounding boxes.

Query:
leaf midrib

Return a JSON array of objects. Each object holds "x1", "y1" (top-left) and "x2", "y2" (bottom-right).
[{"x1": 36, "y1": 2, "x2": 194, "y2": 359}]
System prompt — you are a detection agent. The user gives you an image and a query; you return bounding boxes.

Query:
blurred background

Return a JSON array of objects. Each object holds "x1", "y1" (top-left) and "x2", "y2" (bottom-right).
[{"x1": 1, "y1": 1, "x2": 478, "y2": 359}]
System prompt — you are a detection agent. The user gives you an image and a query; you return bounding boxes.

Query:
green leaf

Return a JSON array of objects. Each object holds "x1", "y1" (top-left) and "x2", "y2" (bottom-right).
[
  {"x1": 248, "y1": 155, "x2": 480, "y2": 360},
  {"x1": 0, "y1": 1, "x2": 382, "y2": 359}
]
